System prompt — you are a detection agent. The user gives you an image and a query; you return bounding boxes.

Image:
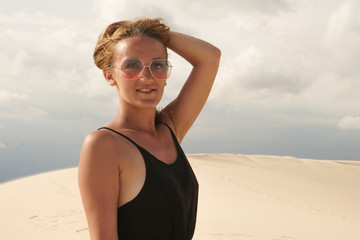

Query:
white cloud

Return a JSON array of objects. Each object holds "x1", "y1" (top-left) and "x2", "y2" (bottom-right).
[
  {"x1": 1, "y1": 0, "x2": 360, "y2": 162},
  {"x1": 87, "y1": 0, "x2": 360, "y2": 128},
  {"x1": 0, "y1": 10, "x2": 106, "y2": 100},
  {"x1": 0, "y1": 107, "x2": 48, "y2": 122},
  {"x1": 0, "y1": 11, "x2": 66, "y2": 26},
  {"x1": 91, "y1": 0, "x2": 173, "y2": 24},
  {"x1": 91, "y1": 0, "x2": 296, "y2": 34},
  {"x1": 0, "y1": 90, "x2": 28, "y2": 102},
  {"x1": 326, "y1": 1, "x2": 360, "y2": 44},
  {"x1": 325, "y1": 1, "x2": 360, "y2": 76},
  {"x1": 204, "y1": 0, "x2": 360, "y2": 122},
  {"x1": 24, "y1": 107, "x2": 48, "y2": 120},
  {"x1": 0, "y1": 142, "x2": 6, "y2": 149},
  {"x1": 338, "y1": 116, "x2": 360, "y2": 130}
]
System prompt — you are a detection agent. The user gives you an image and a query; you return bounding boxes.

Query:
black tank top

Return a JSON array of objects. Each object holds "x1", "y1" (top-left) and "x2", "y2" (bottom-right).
[{"x1": 98, "y1": 124, "x2": 199, "y2": 240}]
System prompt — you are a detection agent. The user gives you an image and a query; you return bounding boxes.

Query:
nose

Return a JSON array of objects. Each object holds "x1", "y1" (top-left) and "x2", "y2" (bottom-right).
[{"x1": 139, "y1": 66, "x2": 153, "y2": 80}]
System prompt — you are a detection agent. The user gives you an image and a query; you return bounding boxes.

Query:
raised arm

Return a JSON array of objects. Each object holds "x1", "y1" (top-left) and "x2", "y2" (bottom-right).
[{"x1": 162, "y1": 31, "x2": 221, "y2": 143}]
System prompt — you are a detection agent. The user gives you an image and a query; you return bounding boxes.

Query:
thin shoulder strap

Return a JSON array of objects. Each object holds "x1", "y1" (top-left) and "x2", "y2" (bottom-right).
[
  {"x1": 158, "y1": 123, "x2": 181, "y2": 147},
  {"x1": 97, "y1": 127, "x2": 139, "y2": 147}
]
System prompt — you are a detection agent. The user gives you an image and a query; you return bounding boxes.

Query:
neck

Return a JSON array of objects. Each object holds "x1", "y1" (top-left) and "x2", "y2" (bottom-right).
[{"x1": 112, "y1": 104, "x2": 158, "y2": 134}]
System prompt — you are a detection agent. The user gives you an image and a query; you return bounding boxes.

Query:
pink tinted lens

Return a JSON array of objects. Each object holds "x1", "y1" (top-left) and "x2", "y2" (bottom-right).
[
  {"x1": 120, "y1": 59, "x2": 171, "y2": 80},
  {"x1": 120, "y1": 59, "x2": 143, "y2": 79},
  {"x1": 149, "y1": 59, "x2": 171, "y2": 80}
]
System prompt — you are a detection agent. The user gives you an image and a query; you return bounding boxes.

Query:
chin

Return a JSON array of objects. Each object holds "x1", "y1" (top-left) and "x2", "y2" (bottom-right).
[{"x1": 136, "y1": 99, "x2": 161, "y2": 108}]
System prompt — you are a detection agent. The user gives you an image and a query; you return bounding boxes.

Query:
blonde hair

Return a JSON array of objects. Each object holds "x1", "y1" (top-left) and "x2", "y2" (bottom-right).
[{"x1": 93, "y1": 18, "x2": 170, "y2": 70}]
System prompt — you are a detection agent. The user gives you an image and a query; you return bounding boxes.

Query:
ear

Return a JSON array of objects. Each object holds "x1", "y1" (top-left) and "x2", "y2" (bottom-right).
[{"x1": 103, "y1": 69, "x2": 117, "y2": 86}]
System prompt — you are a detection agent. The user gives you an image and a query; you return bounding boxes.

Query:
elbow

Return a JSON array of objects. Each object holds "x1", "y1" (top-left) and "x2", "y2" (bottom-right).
[
  {"x1": 214, "y1": 46, "x2": 222, "y2": 58},
  {"x1": 196, "y1": 46, "x2": 221, "y2": 69},
  {"x1": 210, "y1": 46, "x2": 221, "y2": 65},
  {"x1": 210, "y1": 44, "x2": 221, "y2": 58},
  {"x1": 191, "y1": 44, "x2": 221, "y2": 67}
]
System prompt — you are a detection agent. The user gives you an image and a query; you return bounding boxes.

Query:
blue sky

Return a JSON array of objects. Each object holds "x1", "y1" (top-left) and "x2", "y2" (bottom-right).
[{"x1": 1, "y1": 0, "x2": 360, "y2": 181}]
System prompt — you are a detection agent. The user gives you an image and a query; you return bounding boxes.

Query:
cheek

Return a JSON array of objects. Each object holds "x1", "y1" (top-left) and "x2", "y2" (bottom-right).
[
  {"x1": 117, "y1": 80, "x2": 134, "y2": 92},
  {"x1": 113, "y1": 71, "x2": 131, "y2": 86}
]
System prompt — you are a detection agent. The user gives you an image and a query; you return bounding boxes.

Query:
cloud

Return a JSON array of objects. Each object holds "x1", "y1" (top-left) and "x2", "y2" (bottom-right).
[
  {"x1": 0, "y1": 11, "x2": 66, "y2": 28},
  {"x1": 91, "y1": 0, "x2": 296, "y2": 32},
  {"x1": 91, "y1": 0, "x2": 174, "y2": 24},
  {"x1": 0, "y1": 90, "x2": 28, "y2": 102},
  {"x1": 1, "y1": 0, "x2": 360, "y2": 163},
  {"x1": 227, "y1": 46, "x2": 305, "y2": 94},
  {"x1": 0, "y1": 107, "x2": 48, "y2": 122},
  {"x1": 338, "y1": 116, "x2": 360, "y2": 130},
  {"x1": 211, "y1": 42, "x2": 311, "y2": 112},
  {"x1": 0, "y1": 10, "x2": 110, "y2": 100},
  {"x1": 325, "y1": 1, "x2": 360, "y2": 76},
  {"x1": 326, "y1": 1, "x2": 360, "y2": 44},
  {"x1": 0, "y1": 142, "x2": 6, "y2": 149},
  {"x1": 234, "y1": 0, "x2": 295, "y2": 14},
  {"x1": 204, "y1": 0, "x2": 360, "y2": 123}
]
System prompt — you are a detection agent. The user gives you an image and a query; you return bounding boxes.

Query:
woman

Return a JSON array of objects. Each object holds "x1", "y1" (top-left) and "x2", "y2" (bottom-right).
[{"x1": 78, "y1": 18, "x2": 221, "y2": 240}]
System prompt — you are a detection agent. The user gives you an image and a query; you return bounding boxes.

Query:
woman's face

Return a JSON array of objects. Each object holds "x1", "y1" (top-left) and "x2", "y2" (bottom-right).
[{"x1": 109, "y1": 35, "x2": 168, "y2": 109}]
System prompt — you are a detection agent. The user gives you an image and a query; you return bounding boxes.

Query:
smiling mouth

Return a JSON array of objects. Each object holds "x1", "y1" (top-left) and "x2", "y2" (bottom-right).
[{"x1": 137, "y1": 88, "x2": 155, "y2": 93}]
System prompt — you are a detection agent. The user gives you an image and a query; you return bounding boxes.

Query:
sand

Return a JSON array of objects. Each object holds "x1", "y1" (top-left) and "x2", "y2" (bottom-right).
[{"x1": 1, "y1": 154, "x2": 359, "y2": 240}]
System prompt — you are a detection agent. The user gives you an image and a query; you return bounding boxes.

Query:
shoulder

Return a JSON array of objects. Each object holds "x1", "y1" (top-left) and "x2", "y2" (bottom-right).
[
  {"x1": 80, "y1": 129, "x2": 134, "y2": 171},
  {"x1": 81, "y1": 130, "x2": 117, "y2": 158},
  {"x1": 82, "y1": 129, "x2": 116, "y2": 149},
  {"x1": 79, "y1": 130, "x2": 117, "y2": 171}
]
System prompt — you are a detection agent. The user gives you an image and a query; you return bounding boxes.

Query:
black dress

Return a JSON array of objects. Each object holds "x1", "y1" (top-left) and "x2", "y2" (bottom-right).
[{"x1": 98, "y1": 124, "x2": 199, "y2": 240}]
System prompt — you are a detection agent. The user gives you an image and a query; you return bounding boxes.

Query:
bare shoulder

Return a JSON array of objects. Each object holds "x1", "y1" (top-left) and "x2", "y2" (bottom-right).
[
  {"x1": 81, "y1": 130, "x2": 118, "y2": 157},
  {"x1": 82, "y1": 129, "x2": 118, "y2": 151},
  {"x1": 80, "y1": 129, "x2": 138, "y2": 170},
  {"x1": 79, "y1": 131, "x2": 116, "y2": 178},
  {"x1": 80, "y1": 130, "x2": 122, "y2": 170}
]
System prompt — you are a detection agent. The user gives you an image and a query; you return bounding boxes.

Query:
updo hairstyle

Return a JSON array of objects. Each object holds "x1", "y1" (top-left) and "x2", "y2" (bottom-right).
[{"x1": 93, "y1": 18, "x2": 170, "y2": 70}]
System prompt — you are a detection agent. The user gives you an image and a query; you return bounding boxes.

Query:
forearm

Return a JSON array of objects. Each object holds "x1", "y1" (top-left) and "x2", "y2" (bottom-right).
[
  {"x1": 167, "y1": 31, "x2": 221, "y2": 67},
  {"x1": 163, "y1": 31, "x2": 221, "y2": 140}
]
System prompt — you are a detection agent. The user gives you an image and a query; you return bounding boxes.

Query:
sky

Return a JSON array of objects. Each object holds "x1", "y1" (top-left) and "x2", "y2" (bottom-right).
[{"x1": 1, "y1": 0, "x2": 360, "y2": 182}]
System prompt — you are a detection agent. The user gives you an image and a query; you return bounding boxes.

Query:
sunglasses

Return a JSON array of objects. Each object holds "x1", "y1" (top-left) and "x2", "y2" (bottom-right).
[{"x1": 110, "y1": 59, "x2": 172, "y2": 80}]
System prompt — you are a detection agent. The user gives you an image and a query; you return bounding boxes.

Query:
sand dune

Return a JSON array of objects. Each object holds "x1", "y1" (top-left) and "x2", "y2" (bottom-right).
[{"x1": 1, "y1": 154, "x2": 359, "y2": 240}]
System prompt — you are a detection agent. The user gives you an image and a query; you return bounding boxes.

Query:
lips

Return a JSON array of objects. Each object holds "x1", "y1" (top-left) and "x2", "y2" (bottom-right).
[{"x1": 136, "y1": 88, "x2": 156, "y2": 93}]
